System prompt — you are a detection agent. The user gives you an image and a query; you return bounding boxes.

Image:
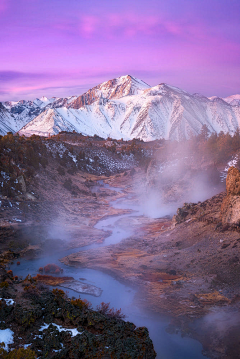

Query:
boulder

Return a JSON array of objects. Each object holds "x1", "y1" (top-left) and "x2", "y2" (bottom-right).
[
  {"x1": 226, "y1": 166, "x2": 240, "y2": 195},
  {"x1": 222, "y1": 167, "x2": 240, "y2": 225}
]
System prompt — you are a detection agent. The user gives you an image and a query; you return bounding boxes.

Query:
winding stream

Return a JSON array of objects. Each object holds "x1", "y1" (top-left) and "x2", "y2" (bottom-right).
[{"x1": 10, "y1": 181, "x2": 208, "y2": 359}]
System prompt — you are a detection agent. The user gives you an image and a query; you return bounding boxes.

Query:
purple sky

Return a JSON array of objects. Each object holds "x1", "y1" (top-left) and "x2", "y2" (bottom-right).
[{"x1": 0, "y1": 0, "x2": 240, "y2": 101}]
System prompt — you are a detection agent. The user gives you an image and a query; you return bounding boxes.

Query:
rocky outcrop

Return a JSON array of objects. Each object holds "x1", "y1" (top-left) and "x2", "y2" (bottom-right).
[
  {"x1": 0, "y1": 266, "x2": 156, "y2": 358},
  {"x1": 221, "y1": 167, "x2": 240, "y2": 225},
  {"x1": 226, "y1": 167, "x2": 240, "y2": 195}
]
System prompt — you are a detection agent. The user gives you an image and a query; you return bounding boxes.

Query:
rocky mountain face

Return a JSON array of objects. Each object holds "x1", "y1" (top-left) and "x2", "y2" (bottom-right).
[
  {"x1": 221, "y1": 166, "x2": 240, "y2": 225},
  {"x1": 1, "y1": 75, "x2": 240, "y2": 141}
]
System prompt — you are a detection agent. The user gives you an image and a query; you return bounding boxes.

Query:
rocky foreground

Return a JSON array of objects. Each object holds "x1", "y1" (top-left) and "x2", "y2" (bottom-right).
[{"x1": 0, "y1": 266, "x2": 156, "y2": 358}]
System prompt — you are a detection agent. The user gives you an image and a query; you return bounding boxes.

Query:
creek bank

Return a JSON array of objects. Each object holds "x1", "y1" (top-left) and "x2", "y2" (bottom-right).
[
  {"x1": 0, "y1": 266, "x2": 156, "y2": 358},
  {"x1": 34, "y1": 274, "x2": 102, "y2": 297},
  {"x1": 6, "y1": 171, "x2": 209, "y2": 359},
  {"x1": 60, "y1": 169, "x2": 240, "y2": 359}
]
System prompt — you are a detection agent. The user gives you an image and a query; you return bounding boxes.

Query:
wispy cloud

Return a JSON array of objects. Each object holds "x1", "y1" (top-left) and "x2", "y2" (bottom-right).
[
  {"x1": 0, "y1": 71, "x2": 45, "y2": 83},
  {"x1": 75, "y1": 14, "x2": 185, "y2": 39}
]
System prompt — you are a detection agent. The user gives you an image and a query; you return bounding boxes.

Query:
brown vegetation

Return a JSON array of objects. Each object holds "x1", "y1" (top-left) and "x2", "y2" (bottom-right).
[
  {"x1": 96, "y1": 302, "x2": 126, "y2": 320},
  {"x1": 34, "y1": 274, "x2": 73, "y2": 286},
  {"x1": 0, "y1": 347, "x2": 36, "y2": 359},
  {"x1": 43, "y1": 263, "x2": 63, "y2": 274}
]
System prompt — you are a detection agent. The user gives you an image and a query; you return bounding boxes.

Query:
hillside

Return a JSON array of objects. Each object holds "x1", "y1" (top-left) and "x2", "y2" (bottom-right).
[{"x1": 1, "y1": 131, "x2": 240, "y2": 358}]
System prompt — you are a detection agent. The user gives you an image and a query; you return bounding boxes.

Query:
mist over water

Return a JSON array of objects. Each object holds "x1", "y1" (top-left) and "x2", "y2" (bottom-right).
[
  {"x1": 136, "y1": 145, "x2": 225, "y2": 219},
  {"x1": 10, "y1": 180, "x2": 210, "y2": 358},
  {"x1": 195, "y1": 308, "x2": 240, "y2": 336}
]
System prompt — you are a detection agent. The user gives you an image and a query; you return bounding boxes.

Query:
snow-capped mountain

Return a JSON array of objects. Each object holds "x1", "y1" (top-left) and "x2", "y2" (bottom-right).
[
  {"x1": 0, "y1": 102, "x2": 17, "y2": 135},
  {"x1": 1, "y1": 99, "x2": 45, "y2": 135},
  {"x1": 223, "y1": 94, "x2": 240, "y2": 106},
  {"x1": 1, "y1": 75, "x2": 240, "y2": 141}
]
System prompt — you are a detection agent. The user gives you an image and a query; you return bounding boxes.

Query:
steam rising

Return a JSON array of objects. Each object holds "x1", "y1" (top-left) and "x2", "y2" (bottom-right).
[
  {"x1": 201, "y1": 308, "x2": 240, "y2": 335},
  {"x1": 137, "y1": 146, "x2": 225, "y2": 219}
]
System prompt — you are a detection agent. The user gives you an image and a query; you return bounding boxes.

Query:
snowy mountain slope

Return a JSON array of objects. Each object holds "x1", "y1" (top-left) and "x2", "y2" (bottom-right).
[
  {"x1": 2, "y1": 99, "x2": 45, "y2": 135},
  {"x1": 0, "y1": 103, "x2": 16, "y2": 135},
  {"x1": 2, "y1": 75, "x2": 240, "y2": 141},
  {"x1": 68, "y1": 75, "x2": 150, "y2": 109},
  {"x1": 18, "y1": 109, "x2": 79, "y2": 137},
  {"x1": 223, "y1": 94, "x2": 240, "y2": 106}
]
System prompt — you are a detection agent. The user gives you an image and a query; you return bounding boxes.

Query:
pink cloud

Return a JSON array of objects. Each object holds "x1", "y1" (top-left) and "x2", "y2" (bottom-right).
[
  {"x1": 77, "y1": 13, "x2": 181, "y2": 39},
  {"x1": 0, "y1": 0, "x2": 8, "y2": 13},
  {"x1": 75, "y1": 13, "x2": 215, "y2": 42},
  {"x1": 80, "y1": 15, "x2": 99, "y2": 38}
]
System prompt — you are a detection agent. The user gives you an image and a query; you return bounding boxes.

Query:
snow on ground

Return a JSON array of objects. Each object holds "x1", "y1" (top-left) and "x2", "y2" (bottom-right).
[
  {"x1": 0, "y1": 329, "x2": 14, "y2": 350},
  {"x1": 220, "y1": 155, "x2": 238, "y2": 182},
  {"x1": 39, "y1": 323, "x2": 82, "y2": 337},
  {"x1": 0, "y1": 298, "x2": 14, "y2": 305}
]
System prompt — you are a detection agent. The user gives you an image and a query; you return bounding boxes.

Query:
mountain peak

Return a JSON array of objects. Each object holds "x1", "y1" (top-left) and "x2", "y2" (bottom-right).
[
  {"x1": 223, "y1": 94, "x2": 240, "y2": 106},
  {"x1": 99, "y1": 74, "x2": 150, "y2": 99},
  {"x1": 69, "y1": 75, "x2": 151, "y2": 109},
  {"x1": 116, "y1": 74, "x2": 149, "y2": 86},
  {"x1": 40, "y1": 96, "x2": 49, "y2": 102}
]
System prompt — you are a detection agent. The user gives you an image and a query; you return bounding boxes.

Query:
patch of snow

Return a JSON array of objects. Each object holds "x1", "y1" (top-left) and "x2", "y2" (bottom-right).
[
  {"x1": 0, "y1": 298, "x2": 14, "y2": 305},
  {"x1": 1, "y1": 171, "x2": 10, "y2": 180},
  {"x1": 68, "y1": 153, "x2": 77, "y2": 163},
  {"x1": 220, "y1": 155, "x2": 238, "y2": 182},
  {"x1": 0, "y1": 329, "x2": 14, "y2": 351},
  {"x1": 39, "y1": 323, "x2": 82, "y2": 337}
]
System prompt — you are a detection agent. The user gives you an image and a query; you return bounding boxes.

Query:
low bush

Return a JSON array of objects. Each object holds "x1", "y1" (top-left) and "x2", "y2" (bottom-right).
[
  {"x1": 43, "y1": 263, "x2": 62, "y2": 274},
  {"x1": 70, "y1": 298, "x2": 92, "y2": 310},
  {"x1": 0, "y1": 347, "x2": 36, "y2": 358},
  {"x1": 57, "y1": 166, "x2": 65, "y2": 175},
  {"x1": 96, "y1": 302, "x2": 126, "y2": 320}
]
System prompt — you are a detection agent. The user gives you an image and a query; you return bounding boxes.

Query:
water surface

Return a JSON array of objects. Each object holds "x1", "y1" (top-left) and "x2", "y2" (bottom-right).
[{"x1": 10, "y1": 181, "x2": 207, "y2": 359}]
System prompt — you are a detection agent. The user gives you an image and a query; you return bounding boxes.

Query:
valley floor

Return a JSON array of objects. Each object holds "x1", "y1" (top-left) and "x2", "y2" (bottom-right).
[
  {"x1": 1, "y1": 165, "x2": 240, "y2": 358},
  {"x1": 61, "y1": 170, "x2": 240, "y2": 359}
]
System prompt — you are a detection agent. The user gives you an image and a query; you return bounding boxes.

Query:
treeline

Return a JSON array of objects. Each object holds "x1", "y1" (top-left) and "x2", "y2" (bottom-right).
[
  {"x1": 0, "y1": 132, "x2": 49, "y2": 196},
  {"x1": 198, "y1": 128, "x2": 240, "y2": 163},
  {"x1": 163, "y1": 126, "x2": 240, "y2": 165},
  {"x1": 0, "y1": 132, "x2": 48, "y2": 172}
]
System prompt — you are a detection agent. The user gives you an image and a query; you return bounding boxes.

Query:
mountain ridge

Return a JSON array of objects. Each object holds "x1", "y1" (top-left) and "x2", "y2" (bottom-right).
[{"x1": 1, "y1": 75, "x2": 240, "y2": 141}]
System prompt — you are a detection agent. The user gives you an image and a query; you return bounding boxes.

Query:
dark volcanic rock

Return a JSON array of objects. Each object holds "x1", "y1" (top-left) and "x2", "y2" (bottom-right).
[{"x1": 0, "y1": 267, "x2": 156, "y2": 358}]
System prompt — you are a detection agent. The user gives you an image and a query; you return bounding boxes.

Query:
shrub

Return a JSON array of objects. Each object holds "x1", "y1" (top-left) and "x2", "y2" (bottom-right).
[
  {"x1": 57, "y1": 166, "x2": 65, "y2": 175},
  {"x1": 7, "y1": 270, "x2": 13, "y2": 277},
  {"x1": 43, "y1": 263, "x2": 62, "y2": 274},
  {"x1": 71, "y1": 298, "x2": 92, "y2": 310},
  {"x1": 67, "y1": 167, "x2": 76, "y2": 175},
  {"x1": 96, "y1": 302, "x2": 125, "y2": 320},
  {"x1": 23, "y1": 284, "x2": 40, "y2": 300},
  {"x1": 52, "y1": 288, "x2": 65, "y2": 298},
  {"x1": 0, "y1": 347, "x2": 36, "y2": 358},
  {"x1": 63, "y1": 178, "x2": 72, "y2": 191},
  {"x1": 0, "y1": 281, "x2": 9, "y2": 288},
  {"x1": 23, "y1": 275, "x2": 36, "y2": 284}
]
